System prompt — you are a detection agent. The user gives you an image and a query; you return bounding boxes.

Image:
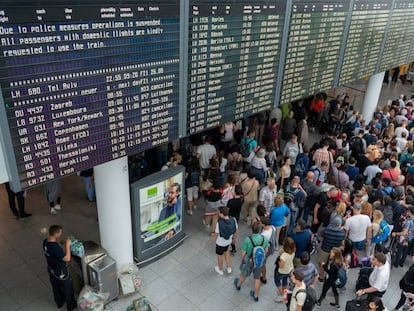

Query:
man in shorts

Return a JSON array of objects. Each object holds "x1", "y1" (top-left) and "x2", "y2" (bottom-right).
[
  {"x1": 234, "y1": 222, "x2": 269, "y2": 302},
  {"x1": 212, "y1": 207, "x2": 238, "y2": 275}
]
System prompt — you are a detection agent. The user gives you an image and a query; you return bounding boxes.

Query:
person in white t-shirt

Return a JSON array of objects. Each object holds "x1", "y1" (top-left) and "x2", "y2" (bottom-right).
[
  {"x1": 196, "y1": 136, "x2": 217, "y2": 170},
  {"x1": 288, "y1": 269, "x2": 307, "y2": 311},
  {"x1": 344, "y1": 203, "x2": 372, "y2": 256}
]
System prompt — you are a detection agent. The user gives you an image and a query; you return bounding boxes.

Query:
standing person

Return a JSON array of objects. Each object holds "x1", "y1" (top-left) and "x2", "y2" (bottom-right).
[
  {"x1": 196, "y1": 136, "x2": 217, "y2": 172},
  {"x1": 45, "y1": 180, "x2": 62, "y2": 215},
  {"x1": 4, "y1": 182, "x2": 31, "y2": 219},
  {"x1": 227, "y1": 144, "x2": 243, "y2": 183},
  {"x1": 203, "y1": 182, "x2": 222, "y2": 234},
  {"x1": 213, "y1": 207, "x2": 238, "y2": 275},
  {"x1": 287, "y1": 269, "x2": 307, "y2": 311},
  {"x1": 240, "y1": 170, "x2": 259, "y2": 224},
  {"x1": 283, "y1": 135, "x2": 302, "y2": 168},
  {"x1": 241, "y1": 128, "x2": 260, "y2": 165},
  {"x1": 185, "y1": 157, "x2": 200, "y2": 215},
  {"x1": 259, "y1": 177, "x2": 278, "y2": 212},
  {"x1": 297, "y1": 114, "x2": 309, "y2": 146},
  {"x1": 318, "y1": 217, "x2": 345, "y2": 281},
  {"x1": 392, "y1": 206, "x2": 414, "y2": 268},
  {"x1": 292, "y1": 220, "x2": 312, "y2": 267},
  {"x1": 316, "y1": 247, "x2": 344, "y2": 308},
  {"x1": 344, "y1": 203, "x2": 373, "y2": 256},
  {"x1": 275, "y1": 237, "x2": 296, "y2": 302},
  {"x1": 312, "y1": 140, "x2": 334, "y2": 170},
  {"x1": 234, "y1": 222, "x2": 269, "y2": 302},
  {"x1": 43, "y1": 225, "x2": 76, "y2": 311},
  {"x1": 295, "y1": 251, "x2": 319, "y2": 288},
  {"x1": 278, "y1": 156, "x2": 292, "y2": 190},
  {"x1": 80, "y1": 169, "x2": 95, "y2": 202},
  {"x1": 227, "y1": 185, "x2": 244, "y2": 255},
  {"x1": 250, "y1": 148, "x2": 268, "y2": 185},
  {"x1": 282, "y1": 111, "x2": 297, "y2": 142},
  {"x1": 270, "y1": 196, "x2": 290, "y2": 249}
]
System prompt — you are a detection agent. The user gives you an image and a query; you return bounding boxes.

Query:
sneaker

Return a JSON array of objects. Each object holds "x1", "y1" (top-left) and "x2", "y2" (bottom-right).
[
  {"x1": 20, "y1": 213, "x2": 32, "y2": 220},
  {"x1": 233, "y1": 278, "x2": 241, "y2": 290},
  {"x1": 51, "y1": 208, "x2": 57, "y2": 215},
  {"x1": 214, "y1": 266, "x2": 224, "y2": 276},
  {"x1": 227, "y1": 267, "x2": 232, "y2": 274},
  {"x1": 316, "y1": 301, "x2": 321, "y2": 307},
  {"x1": 250, "y1": 290, "x2": 259, "y2": 302},
  {"x1": 329, "y1": 303, "x2": 340, "y2": 309},
  {"x1": 54, "y1": 204, "x2": 61, "y2": 211},
  {"x1": 193, "y1": 205, "x2": 197, "y2": 210},
  {"x1": 187, "y1": 210, "x2": 193, "y2": 216},
  {"x1": 318, "y1": 278, "x2": 324, "y2": 283},
  {"x1": 260, "y1": 276, "x2": 267, "y2": 284}
]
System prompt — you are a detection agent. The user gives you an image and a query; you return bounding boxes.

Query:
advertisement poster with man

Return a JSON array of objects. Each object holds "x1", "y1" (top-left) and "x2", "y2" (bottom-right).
[{"x1": 138, "y1": 171, "x2": 183, "y2": 251}]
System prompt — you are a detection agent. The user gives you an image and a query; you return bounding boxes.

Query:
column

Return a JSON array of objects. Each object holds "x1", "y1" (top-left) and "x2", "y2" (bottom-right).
[
  {"x1": 94, "y1": 156, "x2": 133, "y2": 271},
  {"x1": 361, "y1": 71, "x2": 385, "y2": 124}
]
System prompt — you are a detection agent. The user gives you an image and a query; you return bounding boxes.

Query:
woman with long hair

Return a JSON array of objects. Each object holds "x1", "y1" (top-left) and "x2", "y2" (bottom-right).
[
  {"x1": 278, "y1": 156, "x2": 291, "y2": 190},
  {"x1": 316, "y1": 247, "x2": 344, "y2": 308},
  {"x1": 274, "y1": 237, "x2": 296, "y2": 302}
]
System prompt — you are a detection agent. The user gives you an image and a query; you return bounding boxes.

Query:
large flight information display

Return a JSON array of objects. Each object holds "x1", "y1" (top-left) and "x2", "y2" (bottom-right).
[
  {"x1": 339, "y1": 0, "x2": 391, "y2": 85},
  {"x1": 280, "y1": 0, "x2": 348, "y2": 104},
  {"x1": 0, "y1": 1, "x2": 180, "y2": 189},
  {"x1": 379, "y1": 0, "x2": 414, "y2": 72},
  {"x1": 187, "y1": 0, "x2": 285, "y2": 134}
]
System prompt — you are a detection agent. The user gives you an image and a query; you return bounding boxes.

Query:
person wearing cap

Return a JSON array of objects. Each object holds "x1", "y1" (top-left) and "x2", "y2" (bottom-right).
[
  {"x1": 344, "y1": 203, "x2": 372, "y2": 256},
  {"x1": 317, "y1": 217, "x2": 345, "y2": 281}
]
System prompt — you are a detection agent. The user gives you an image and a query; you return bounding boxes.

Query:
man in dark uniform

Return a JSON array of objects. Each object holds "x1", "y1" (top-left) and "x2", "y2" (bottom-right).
[
  {"x1": 43, "y1": 225, "x2": 76, "y2": 311},
  {"x1": 4, "y1": 182, "x2": 31, "y2": 219}
]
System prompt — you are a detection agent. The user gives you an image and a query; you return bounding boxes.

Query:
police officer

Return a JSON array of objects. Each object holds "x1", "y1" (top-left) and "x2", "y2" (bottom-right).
[{"x1": 43, "y1": 225, "x2": 76, "y2": 310}]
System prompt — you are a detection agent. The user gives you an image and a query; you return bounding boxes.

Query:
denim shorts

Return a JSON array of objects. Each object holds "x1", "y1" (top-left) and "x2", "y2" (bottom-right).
[
  {"x1": 274, "y1": 271, "x2": 290, "y2": 287},
  {"x1": 353, "y1": 240, "x2": 365, "y2": 251}
]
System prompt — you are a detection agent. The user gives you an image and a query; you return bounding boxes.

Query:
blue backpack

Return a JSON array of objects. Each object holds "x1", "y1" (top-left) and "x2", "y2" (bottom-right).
[
  {"x1": 335, "y1": 264, "x2": 347, "y2": 288},
  {"x1": 249, "y1": 236, "x2": 265, "y2": 268}
]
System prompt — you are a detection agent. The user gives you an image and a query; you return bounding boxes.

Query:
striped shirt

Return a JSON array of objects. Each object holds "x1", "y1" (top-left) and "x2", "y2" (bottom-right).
[
  {"x1": 296, "y1": 263, "x2": 319, "y2": 288},
  {"x1": 321, "y1": 227, "x2": 345, "y2": 252}
]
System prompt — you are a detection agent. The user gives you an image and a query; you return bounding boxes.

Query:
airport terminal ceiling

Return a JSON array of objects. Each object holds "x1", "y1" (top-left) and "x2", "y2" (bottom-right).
[{"x1": 0, "y1": 0, "x2": 413, "y2": 191}]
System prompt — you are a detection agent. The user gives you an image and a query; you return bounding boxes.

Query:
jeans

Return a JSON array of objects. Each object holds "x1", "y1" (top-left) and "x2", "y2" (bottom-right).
[{"x1": 82, "y1": 176, "x2": 95, "y2": 202}]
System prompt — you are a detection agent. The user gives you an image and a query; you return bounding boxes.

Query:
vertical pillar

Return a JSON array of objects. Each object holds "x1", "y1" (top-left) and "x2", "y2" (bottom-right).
[
  {"x1": 94, "y1": 156, "x2": 133, "y2": 271},
  {"x1": 361, "y1": 71, "x2": 385, "y2": 124}
]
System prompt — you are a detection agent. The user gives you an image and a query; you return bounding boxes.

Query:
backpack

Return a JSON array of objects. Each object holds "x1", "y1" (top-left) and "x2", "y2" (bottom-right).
[
  {"x1": 335, "y1": 265, "x2": 347, "y2": 288},
  {"x1": 306, "y1": 232, "x2": 319, "y2": 255},
  {"x1": 189, "y1": 169, "x2": 200, "y2": 186},
  {"x1": 228, "y1": 153, "x2": 243, "y2": 171},
  {"x1": 240, "y1": 138, "x2": 253, "y2": 158},
  {"x1": 294, "y1": 154, "x2": 306, "y2": 178},
  {"x1": 249, "y1": 236, "x2": 266, "y2": 268},
  {"x1": 295, "y1": 287, "x2": 317, "y2": 311},
  {"x1": 284, "y1": 187, "x2": 300, "y2": 211},
  {"x1": 218, "y1": 218, "x2": 237, "y2": 240},
  {"x1": 266, "y1": 226, "x2": 276, "y2": 256}
]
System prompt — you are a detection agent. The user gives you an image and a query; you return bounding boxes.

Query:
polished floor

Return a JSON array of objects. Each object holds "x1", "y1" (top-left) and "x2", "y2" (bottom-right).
[{"x1": 0, "y1": 78, "x2": 413, "y2": 311}]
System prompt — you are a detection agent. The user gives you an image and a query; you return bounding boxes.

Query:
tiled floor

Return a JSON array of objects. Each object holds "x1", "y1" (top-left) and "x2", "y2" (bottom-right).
[{"x1": 0, "y1": 78, "x2": 413, "y2": 311}]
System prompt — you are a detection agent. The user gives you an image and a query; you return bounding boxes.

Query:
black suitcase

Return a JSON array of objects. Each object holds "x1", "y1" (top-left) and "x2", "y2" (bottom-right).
[{"x1": 345, "y1": 298, "x2": 367, "y2": 311}]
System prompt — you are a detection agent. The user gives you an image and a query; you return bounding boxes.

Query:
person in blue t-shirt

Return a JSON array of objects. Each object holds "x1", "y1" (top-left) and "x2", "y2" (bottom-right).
[
  {"x1": 292, "y1": 219, "x2": 312, "y2": 267},
  {"x1": 270, "y1": 196, "x2": 290, "y2": 248}
]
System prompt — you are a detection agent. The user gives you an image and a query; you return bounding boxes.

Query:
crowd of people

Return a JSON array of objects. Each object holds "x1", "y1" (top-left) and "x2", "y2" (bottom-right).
[{"x1": 165, "y1": 92, "x2": 414, "y2": 310}]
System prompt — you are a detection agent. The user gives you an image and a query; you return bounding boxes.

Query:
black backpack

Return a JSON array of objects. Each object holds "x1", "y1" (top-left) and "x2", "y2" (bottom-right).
[
  {"x1": 349, "y1": 136, "x2": 363, "y2": 155},
  {"x1": 294, "y1": 287, "x2": 316, "y2": 311}
]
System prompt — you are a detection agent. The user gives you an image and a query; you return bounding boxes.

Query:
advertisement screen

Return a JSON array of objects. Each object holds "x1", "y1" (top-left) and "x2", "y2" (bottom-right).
[{"x1": 131, "y1": 165, "x2": 185, "y2": 264}]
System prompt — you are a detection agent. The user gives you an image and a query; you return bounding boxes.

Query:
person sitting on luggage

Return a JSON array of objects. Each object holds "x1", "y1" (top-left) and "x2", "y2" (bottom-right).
[{"x1": 356, "y1": 252, "x2": 390, "y2": 298}]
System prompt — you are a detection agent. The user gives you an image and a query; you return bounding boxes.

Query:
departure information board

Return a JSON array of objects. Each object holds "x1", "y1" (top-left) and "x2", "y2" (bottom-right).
[
  {"x1": 339, "y1": 0, "x2": 391, "y2": 85},
  {"x1": 187, "y1": 1, "x2": 285, "y2": 134},
  {"x1": 280, "y1": 0, "x2": 348, "y2": 104},
  {"x1": 380, "y1": 0, "x2": 414, "y2": 71},
  {"x1": 0, "y1": 1, "x2": 180, "y2": 189}
]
